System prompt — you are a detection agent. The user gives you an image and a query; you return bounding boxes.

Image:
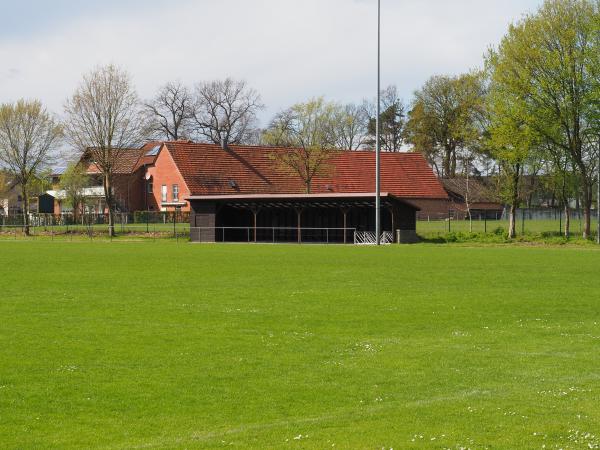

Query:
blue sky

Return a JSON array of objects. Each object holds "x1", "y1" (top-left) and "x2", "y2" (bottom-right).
[{"x1": 0, "y1": 0, "x2": 543, "y2": 123}]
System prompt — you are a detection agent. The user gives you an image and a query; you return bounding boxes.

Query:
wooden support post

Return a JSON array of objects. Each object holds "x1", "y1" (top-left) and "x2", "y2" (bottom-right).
[
  {"x1": 389, "y1": 206, "x2": 396, "y2": 243},
  {"x1": 252, "y1": 207, "x2": 260, "y2": 243},
  {"x1": 296, "y1": 208, "x2": 303, "y2": 244},
  {"x1": 341, "y1": 207, "x2": 350, "y2": 244}
]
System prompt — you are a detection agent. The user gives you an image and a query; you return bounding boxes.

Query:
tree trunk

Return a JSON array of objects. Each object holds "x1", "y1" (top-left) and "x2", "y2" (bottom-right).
[
  {"x1": 564, "y1": 204, "x2": 570, "y2": 239},
  {"x1": 443, "y1": 147, "x2": 451, "y2": 178},
  {"x1": 73, "y1": 199, "x2": 79, "y2": 224},
  {"x1": 21, "y1": 185, "x2": 30, "y2": 236},
  {"x1": 508, "y1": 202, "x2": 517, "y2": 239},
  {"x1": 508, "y1": 164, "x2": 520, "y2": 239},
  {"x1": 450, "y1": 150, "x2": 457, "y2": 178},
  {"x1": 103, "y1": 174, "x2": 115, "y2": 237},
  {"x1": 581, "y1": 178, "x2": 592, "y2": 239}
]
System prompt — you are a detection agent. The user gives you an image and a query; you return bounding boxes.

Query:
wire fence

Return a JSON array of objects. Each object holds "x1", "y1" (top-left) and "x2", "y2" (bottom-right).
[
  {"x1": 417, "y1": 208, "x2": 600, "y2": 237},
  {"x1": 0, "y1": 223, "x2": 190, "y2": 242},
  {"x1": 2, "y1": 208, "x2": 599, "y2": 242},
  {"x1": 0, "y1": 211, "x2": 190, "y2": 227}
]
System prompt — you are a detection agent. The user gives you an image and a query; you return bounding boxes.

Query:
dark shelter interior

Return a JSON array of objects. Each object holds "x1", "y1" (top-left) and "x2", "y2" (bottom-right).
[{"x1": 189, "y1": 194, "x2": 418, "y2": 243}]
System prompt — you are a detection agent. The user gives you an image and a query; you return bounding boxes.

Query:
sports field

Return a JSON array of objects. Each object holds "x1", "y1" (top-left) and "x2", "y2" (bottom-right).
[{"x1": 1, "y1": 242, "x2": 599, "y2": 449}]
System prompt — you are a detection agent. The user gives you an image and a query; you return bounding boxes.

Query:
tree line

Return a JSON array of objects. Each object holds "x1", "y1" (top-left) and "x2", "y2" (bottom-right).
[{"x1": 0, "y1": 0, "x2": 598, "y2": 238}]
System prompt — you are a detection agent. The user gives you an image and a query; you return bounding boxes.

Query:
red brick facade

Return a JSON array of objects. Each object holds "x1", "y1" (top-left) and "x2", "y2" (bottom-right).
[{"x1": 144, "y1": 145, "x2": 190, "y2": 212}]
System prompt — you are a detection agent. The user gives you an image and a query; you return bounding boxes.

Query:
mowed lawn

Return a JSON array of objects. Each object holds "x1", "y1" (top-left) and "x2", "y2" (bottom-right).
[{"x1": 1, "y1": 243, "x2": 599, "y2": 449}]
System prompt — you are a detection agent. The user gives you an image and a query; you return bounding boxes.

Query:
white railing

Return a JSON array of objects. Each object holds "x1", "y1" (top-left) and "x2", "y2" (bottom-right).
[
  {"x1": 353, "y1": 231, "x2": 393, "y2": 245},
  {"x1": 190, "y1": 226, "x2": 356, "y2": 244}
]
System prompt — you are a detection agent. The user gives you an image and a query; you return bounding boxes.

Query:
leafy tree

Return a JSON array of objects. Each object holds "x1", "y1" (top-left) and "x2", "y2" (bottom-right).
[
  {"x1": 487, "y1": 0, "x2": 599, "y2": 238},
  {"x1": 263, "y1": 98, "x2": 337, "y2": 193},
  {"x1": 485, "y1": 66, "x2": 540, "y2": 238},
  {"x1": 405, "y1": 72, "x2": 486, "y2": 177},
  {"x1": 59, "y1": 163, "x2": 89, "y2": 220},
  {"x1": 0, "y1": 100, "x2": 62, "y2": 234}
]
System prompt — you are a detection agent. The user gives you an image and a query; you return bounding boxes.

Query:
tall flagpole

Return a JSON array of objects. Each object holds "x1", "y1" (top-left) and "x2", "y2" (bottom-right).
[
  {"x1": 597, "y1": 138, "x2": 599, "y2": 245},
  {"x1": 375, "y1": 0, "x2": 381, "y2": 245}
]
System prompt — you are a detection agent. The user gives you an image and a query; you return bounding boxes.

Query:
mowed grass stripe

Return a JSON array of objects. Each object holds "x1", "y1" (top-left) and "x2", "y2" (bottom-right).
[{"x1": 0, "y1": 242, "x2": 599, "y2": 449}]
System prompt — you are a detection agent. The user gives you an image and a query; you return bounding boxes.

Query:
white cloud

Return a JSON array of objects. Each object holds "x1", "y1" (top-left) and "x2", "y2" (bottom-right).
[{"x1": 0, "y1": 0, "x2": 541, "y2": 123}]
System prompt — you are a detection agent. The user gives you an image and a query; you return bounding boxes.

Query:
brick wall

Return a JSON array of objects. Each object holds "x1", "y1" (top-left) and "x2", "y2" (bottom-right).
[{"x1": 144, "y1": 147, "x2": 190, "y2": 212}]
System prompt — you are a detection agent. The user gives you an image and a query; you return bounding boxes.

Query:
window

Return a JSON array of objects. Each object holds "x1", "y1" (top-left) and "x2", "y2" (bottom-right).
[
  {"x1": 161, "y1": 185, "x2": 167, "y2": 202},
  {"x1": 145, "y1": 145, "x2": 161, "y2": 157},
  {"x1": 147, "y1": 182, "x2": 153, "y2": 194},
  {"x1": 172, "y1": 184, "x2": 179, "y2": 202}
]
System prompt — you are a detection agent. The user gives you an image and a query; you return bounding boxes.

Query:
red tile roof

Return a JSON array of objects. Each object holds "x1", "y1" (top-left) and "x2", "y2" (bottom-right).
[
  {"x1": 85, "y1": 142, "x2": 161, "y2": 175},
  {"x1": 164, "y1": 143, "x2": 448, "y2": 200}
]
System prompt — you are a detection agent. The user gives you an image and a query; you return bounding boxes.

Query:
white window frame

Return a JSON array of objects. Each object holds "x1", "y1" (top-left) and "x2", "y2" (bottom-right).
[
  {"x1": 172, "y1": 184, "x2": 179, "y2": 202},
  {"x1": 161, "y1": 185, "x2": 167, "y2": 202}
]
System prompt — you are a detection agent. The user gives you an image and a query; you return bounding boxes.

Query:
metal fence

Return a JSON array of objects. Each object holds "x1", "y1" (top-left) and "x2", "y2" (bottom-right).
[
  {"x1": 417, "y1": 207, "x2": 599, "y2": 237},
  {"x1": 0, "y1": 224, "x2": 397, "y2": 245},
  {"x1": 190, "y1": 226, "x2": 357, "y2": 244},
  {"x1": 0, "y1": 211, "x2": 190, "y2": 227},
  {"x1": 0, "y1": 223, "x2": 190, "y2": 242}
]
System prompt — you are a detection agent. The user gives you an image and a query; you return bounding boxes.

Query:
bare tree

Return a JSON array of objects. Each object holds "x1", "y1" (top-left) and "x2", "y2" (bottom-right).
[
  {"x1": 364, "y1": 85, "x2": 406, "y2": 152},
  {"x1": 0, "y1": 99, "x2": 62, "y2": 234},
  {"x1": 144, "y1": 81, "x2": 194, "y2": 141},
  {"x1": 333, "y1": 103, "x2": 368, "y2": 150},
  {"x1": 263, "y1": 98, "x2": 337, "y2": 193},
  {"x1": 192, "y1": 78, "x2": 263, "y2": 149},
  {"x1": 64, "y1": 65, "x2": 148, "y2": 236}
]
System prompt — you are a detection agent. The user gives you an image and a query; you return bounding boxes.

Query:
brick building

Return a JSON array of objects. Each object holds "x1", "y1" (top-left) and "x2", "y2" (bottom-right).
[
  {"x1": 45, "y1": 141, "x2": 450, "y2": 242},
  {"x1": 157, "y1": 142, "x2": 448, "y2": 243}
]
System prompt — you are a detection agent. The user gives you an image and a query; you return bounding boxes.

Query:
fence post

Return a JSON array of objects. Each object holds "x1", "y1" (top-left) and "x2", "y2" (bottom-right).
[
  {"x1": 484, "y1": 215, "x2": 487, "y2": 234},
  {"x1": 173, "y1": 211, "x2": 176, "y2": 239},
  {"x1": 559, "y1": 206, "x2": 562, "y2": 235}
]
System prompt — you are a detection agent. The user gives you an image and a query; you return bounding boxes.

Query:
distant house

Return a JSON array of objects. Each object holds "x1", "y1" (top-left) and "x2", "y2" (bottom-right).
[
  {"x1": 47, "y1": 142, "x2": 163, "y2": 215},
  {"x1": 1, "y1": 175, "x2": 41, "y2": 216},
  {"x1": 441, "y1": 177, "x2": 504, "y2": 220}
]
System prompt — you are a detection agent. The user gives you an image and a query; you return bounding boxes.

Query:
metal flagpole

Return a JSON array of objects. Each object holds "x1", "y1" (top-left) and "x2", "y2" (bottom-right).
[
  {"x1": 375, "y1": 0, "x2": 381, "y2": 245},
  {"x1": 597, "y1": 138, "x2": 599, "y2": 245}
]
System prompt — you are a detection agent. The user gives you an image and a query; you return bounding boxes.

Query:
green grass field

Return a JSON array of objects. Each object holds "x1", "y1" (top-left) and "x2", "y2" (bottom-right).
[{"x1": 1, "y1": 242, "x2": 599, "y2": 449}]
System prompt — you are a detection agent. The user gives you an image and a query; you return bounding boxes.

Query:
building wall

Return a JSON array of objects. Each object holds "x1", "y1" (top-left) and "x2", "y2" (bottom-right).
[
  {"x1": 145, "y1": 148, "x2": 190, "y2": 212},
  {"x1": 410, "y1": 198, "x2": 451, "y2": 220},
  {"x1": 190, "y1": 201, "x2": 216, "y2": 242},
  {"x1": 112, "y1": 171, "x2": 146, "y2": 213}
]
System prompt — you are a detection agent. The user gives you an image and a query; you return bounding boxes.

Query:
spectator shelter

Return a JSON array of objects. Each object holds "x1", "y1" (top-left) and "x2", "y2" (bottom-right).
[
  {"x1": 177, "y1": 143, "x2": 448, "y2": 243},
  {"x1": 189, "y1": 192, "x2": 420, "y2": 244}
]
